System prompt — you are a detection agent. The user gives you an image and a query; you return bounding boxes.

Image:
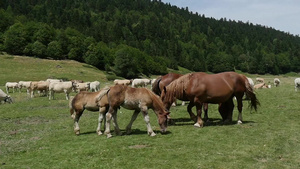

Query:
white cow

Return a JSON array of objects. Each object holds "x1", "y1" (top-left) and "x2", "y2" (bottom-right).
[
  {"x1": 46, "y1": 79, "x2": 62, "y2": 83},
  {"x1": 113, "y1": 79, "x2": 132, "y2": 86},
  {"x1": 256, "y1": 78, "x2": 265, "y2": 84},
  {"x1": 254, "y1": 83, "x2": 265, "y2": 89},
  {"x1": 18, "y1": 81, "x2": 32, "y2": 94},
  {"x1": 75, "y1": 82, "x2": 90, "y2": 92},
  {"x1": 90, "y1": 81, "x2": 100, "y2": 92},
  {"x1": 0, "y1": 89, "x2": 13, "y2": 103},
  {"x1": 5, "y1": 82, "x2": 19, "y2": 93},
  {"x1": 274, "y1": 78, "x2": 280, "y2": 87},
  {"x1": 30, "y1": 81, "x2": 50, "y2": 98},
  {"x1": 150, "y1": 78, "x2": 156, "y2": 89},
  {"x1": 295, "y1": 78, "x2": 300, "y2": 91},
  {"x1": 49, "y1": 81, "x2": 74, "y2": 100},
  {"x1": 132, "y1": 78, "x2": 151, "y2": 88}
]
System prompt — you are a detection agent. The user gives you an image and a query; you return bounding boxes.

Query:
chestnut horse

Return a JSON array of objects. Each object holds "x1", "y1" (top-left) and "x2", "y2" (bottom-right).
[
  {"x1": 70, "y1": 87, "x2": 109, "y2": 135},
  {"x1": 152, "y1": 73, "x2": 183, "y2": 96},
  {"x1": 102, "y1": 85, "x2": 169, "y2": 138},
  {"x1": 152, "y1": 73, "x2": 209, "y2": 121},
  {"x1": 161, "y1": 72, "x2": 259, "y2": 127}
]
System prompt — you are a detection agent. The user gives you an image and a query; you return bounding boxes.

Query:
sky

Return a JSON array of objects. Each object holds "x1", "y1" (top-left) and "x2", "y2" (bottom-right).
[{"x1": 161, "y1": 0, "x2": 300, "y2": 36}]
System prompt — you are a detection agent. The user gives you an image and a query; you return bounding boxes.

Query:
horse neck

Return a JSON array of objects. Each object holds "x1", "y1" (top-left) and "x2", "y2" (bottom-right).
[{"x1": 150, "y1": 92, "x2": 165, "y2": 115}]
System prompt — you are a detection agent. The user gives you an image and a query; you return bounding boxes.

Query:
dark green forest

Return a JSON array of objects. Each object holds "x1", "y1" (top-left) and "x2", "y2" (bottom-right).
[{"x1": 1, "y1": 0, "x2": 300, "y2": 78}]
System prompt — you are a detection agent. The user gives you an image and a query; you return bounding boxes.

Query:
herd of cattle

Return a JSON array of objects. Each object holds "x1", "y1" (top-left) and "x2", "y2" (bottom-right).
[
  {"x1": 0, "y1": 78, "x2": 158, "y2": 104},
  {"x1": 2, "y1": 76, "x2": 300, "y2": 104}
]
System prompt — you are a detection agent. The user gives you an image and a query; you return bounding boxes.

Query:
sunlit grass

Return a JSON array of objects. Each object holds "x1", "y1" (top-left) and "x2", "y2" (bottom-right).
[{"x1": 1, "y1": 55, "x2": 300, "y2": 168}]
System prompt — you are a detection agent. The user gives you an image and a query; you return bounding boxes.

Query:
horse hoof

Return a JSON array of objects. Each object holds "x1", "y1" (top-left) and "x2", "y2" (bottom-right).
[
  {"x1": 150, "y1": 132, "x2": 156, "y2": 137},
  {"x1": 193, "y1": 123, "x2": 202, "y2": 128},
  {"x1": 106, "y1": 134, "x2": 113, "y2": 138},
  {"x1": 75, "y1": 130, "x2": 80, "y2": 135},
  {"x1": 126, "y1": 130, "x2": 132, "y2": 135},
  {"x1": 237, "y1": 120, "x2": 243, "y2": 124},
  {"x1": 97, "y1": 131, "x2": 103, "y2": 136}
]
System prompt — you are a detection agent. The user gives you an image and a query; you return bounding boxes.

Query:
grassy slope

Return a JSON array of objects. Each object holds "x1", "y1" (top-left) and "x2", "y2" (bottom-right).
[
  {"x1": 0, "y1": 54, "x2": 108, "y2": 86},
  {"x1": 1, "y1": 54, "x2": 300, "y2": 168}
]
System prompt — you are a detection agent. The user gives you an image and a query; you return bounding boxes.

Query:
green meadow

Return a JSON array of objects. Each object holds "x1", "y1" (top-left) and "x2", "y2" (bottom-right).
[{"x1": 0, "y1": 54, "x2": 300, "y2": 168}]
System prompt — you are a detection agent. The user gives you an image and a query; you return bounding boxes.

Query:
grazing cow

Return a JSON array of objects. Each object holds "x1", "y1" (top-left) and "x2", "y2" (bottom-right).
[
  {"x1": 5, "y1": 82, "x2": 19, "y2": 93},
  {"x1": 0, "y1": 89, "x2": 13, "y2": 104},
  {"x1": 71, "y1": 80, "x2": 84, "y2": 83},
  {"x1": 30, "y1": 81, "x2": 50, "y2": 98},
  {"x1": 274, "y1": 78, "x2": 280, "y2": 87},
  {"x1": 49, "y1": 81, "x2": 74, "y2": 100},
  {"x1": 89, "y1": 81, "x2": 100, "y2": 92},
  {"x1": 70, "y1": 88, "x2": 109, "y2": 135},
  {"x1": 46, "y1": 79, "x2": 62, "y2": 83},
  {"x1": 18, "y1": 81, "x2": 32, "y2": 94},
  {"x1": 295, "y1": 78, "x2": 300, "y2": 91},
  {"x1": 75, "y1": 82, "x2": 90, "y2": 92},
  {"x1": 150, "y1": 78, "x2": 156, "y2": 89},
  {"x1": 256, "y1": 78, "x2": 265, "y2": 84},
  {"x1": 132, "y1": 78, "x2": 151, "y2": 88},
  {"x1": 254, "y1": 83, "x2": 265, "y2": 89},
  {"x1": 113, "y1": 79, "x2": 132, "y2": 86},
  {"x1": 254, "y1": 83, "x2": 271, "y2": 89}
]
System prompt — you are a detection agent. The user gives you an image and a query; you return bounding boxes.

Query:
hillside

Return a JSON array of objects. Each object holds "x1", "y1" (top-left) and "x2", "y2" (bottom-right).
[
  {"x1": 0, "y1": 54, "x2": 107, "y2": 85},
  {"x1": 1, "y1": 0, "x2": 300, "y2": 77}
]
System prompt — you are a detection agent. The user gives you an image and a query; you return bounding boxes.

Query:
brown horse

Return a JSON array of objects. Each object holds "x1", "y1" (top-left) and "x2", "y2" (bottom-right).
[
  {"x1": 152, "y1": 73, "x2": 210, "y2": 121},
  {"x1": 161, "y1": 72, "x2": 259, "y2": 127},
  {"x1": 103, "y1": 85, "x2": 169, "y2": 138},
  {"x1": 152, "y1": 73, "x2": 183, "y2": 96},
  {"x1": 70, "y1": 87, "x2": 109, "y2": 135}
]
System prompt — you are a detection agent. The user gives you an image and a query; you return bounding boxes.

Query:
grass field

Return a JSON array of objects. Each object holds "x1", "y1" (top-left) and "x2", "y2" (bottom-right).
[{"x1": 1, "y1": 54, "x2": 300, "y2": 168}]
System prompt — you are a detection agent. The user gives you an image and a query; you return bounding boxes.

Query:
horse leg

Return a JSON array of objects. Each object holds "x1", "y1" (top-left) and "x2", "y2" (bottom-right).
[
  {"x1": 203, "y1": 103, "x2": 209, "y2": 122},
  {"x1": 111, "y1": 110, "x2": 121, "y2": 136},
  {"x1": 96, "y1": 107, "x2": 106, "y2": 135},
  {"x1": 125, "y1": 110, "x2": 140, "y2": 135},
  {"x1": 141, "y1": 107, "x2": 156, "y2": 136},
  {"x1": 194, "y1": 102, "x2": 204, "y2": 128},
  {"x1": 236, "y1": 96, "x2": 243, "y2": 124},
  {"x1": 73, "y1": 110, "x2": 83, "y2": 135},
  {"x1": 104, "y1": 107, "x2": 115, "y2": 138},
  {"x1": 187, "y1": 102, "x2": 197, "y2": 122}
]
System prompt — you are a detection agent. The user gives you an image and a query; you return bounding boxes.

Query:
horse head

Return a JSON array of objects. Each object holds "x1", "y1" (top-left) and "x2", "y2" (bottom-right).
[{"x1": 157, "y1": 109, "x2": 170, "y2": 133}]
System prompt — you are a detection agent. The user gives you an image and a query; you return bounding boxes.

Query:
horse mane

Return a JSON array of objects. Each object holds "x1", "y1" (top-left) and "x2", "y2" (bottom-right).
[
  {"x1": 242, "y1": 75, "x2": 260, "y2": 111},
  {"x1": 145, "y1": 88, "x2": 165, "y2": 114},
  {"x1": 152, "y1": 76, "x2": 162, "y2": 95},
  {"x1": 96, "y1": 86, "x2": 110, "y2": 102},
  {"x1": 164, "y1": 73, "x2": 191, "y2": 102}
]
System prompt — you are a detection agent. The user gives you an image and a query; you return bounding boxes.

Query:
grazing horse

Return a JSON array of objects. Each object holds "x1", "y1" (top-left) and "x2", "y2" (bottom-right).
[
  {"x1": 103, "y1": 85, "x2": 169, "y2": 138},
  {"x1": 161, "y1": 72, "x2": 259, "y2": 127},
  {"x1": 152, "y1": 73, "x2": 209, "y2": 121},
  {"x1": 152, "y1": 73, "x2": 183, "y2": 96},
  {"x1": 70, "y1": 88, "x2": 109, "y2": 135}
]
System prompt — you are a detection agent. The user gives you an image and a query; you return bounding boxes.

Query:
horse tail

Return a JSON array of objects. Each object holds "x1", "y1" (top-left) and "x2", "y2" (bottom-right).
[
  {"x1": 96, "y1": 86, "x2": 110, "y2": 102},
  {"x1": 244, "y1": 77, "x2": 260, "y2": 111},
  {"x1": 152, "y1": 76, "x2": 162, "y2": 95}
]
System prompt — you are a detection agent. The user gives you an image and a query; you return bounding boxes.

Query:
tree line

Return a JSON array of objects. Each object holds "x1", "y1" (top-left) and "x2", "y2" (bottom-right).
[{"x1": 1, "y1": 0, "x2": 300, "y2": 78}]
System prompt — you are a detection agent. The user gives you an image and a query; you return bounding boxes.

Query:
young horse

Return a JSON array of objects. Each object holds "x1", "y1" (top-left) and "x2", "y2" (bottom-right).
[
  {"x1": 161, "y1": 72, "x2": 259, "y2": 127},
  {"x1": 70, "y1": 87, "x2": 109, "y2": 135},
  {"x1": 103, "y1": 85, "x2": 169, "y2": 138}
]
